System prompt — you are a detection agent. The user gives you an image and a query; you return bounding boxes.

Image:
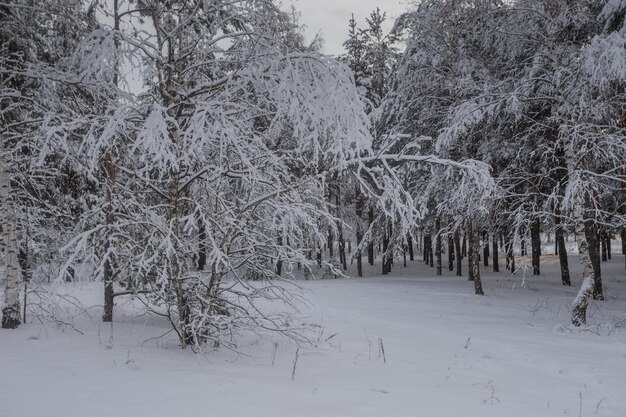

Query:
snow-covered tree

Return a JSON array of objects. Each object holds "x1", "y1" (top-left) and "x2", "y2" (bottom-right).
[
  {"x1": 46, "y1": 0, "x2": 376, "y2": 348},
  {"x1": 0, "y1": 0, "x2": 96, "y2": 328}
]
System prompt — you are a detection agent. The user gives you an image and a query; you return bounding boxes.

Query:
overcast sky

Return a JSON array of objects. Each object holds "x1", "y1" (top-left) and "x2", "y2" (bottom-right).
[{"x1": 288, "y1": 0, "x2": 410, "y2": 56}]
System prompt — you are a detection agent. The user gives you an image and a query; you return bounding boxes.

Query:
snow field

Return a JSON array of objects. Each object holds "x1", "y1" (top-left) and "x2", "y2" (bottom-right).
[{"x1": 1, "y1": 255, "x2": 625, "y2": 417}]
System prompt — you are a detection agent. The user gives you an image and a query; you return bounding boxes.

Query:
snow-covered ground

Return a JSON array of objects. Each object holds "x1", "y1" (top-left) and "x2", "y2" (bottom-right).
[{"x1": 1, "y1": 254, "x2": 625, "y2": 417}]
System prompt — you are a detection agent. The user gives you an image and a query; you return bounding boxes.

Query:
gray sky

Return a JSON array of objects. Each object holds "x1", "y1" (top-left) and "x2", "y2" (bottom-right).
[{"x1": 289, "y1": 0, "x2": 410, "y2": 55}]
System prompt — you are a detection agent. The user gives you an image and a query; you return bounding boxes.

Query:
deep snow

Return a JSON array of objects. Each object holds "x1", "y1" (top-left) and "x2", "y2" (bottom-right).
[{"x1": 1, "y1": 254, "x2": 625, "y2": 417}]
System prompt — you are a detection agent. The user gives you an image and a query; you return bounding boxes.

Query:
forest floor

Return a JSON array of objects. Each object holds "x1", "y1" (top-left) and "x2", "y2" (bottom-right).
[{"x1": 1, "y1": 254, "x2": 626, "y2": 417}]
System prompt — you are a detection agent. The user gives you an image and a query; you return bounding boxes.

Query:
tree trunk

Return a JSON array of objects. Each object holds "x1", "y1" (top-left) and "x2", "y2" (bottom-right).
[
  {"x1": 276, "y1": 236, "x2": 283, "y2": 277},
  {"x1": 327, "y1": 182, "x2": 334, "y2": 259},
  {"x1": 554, "y1": 229, "x2": 560, "y2": 255},
  {"x1": 555, "y1": 211, "x2": 570, "y2": 286},
  {"x1": 197, "y1": 217, "x2": 207, "y2": 271},
  {"x1": 355, "y1": 186, "x2": 363, "y2": 277},
  {"x1": 407, "y1": 233, "x2": 414, "y2": 261},
  {"x1": 403, "y1": 241, "x2": 407, "y2": 268},
  {"x1": 564, "y1": 131, "x2": 599, "y2": 325},
  {"x1": 387, "y1": 223, "x2": 393, "y2": 272},
  {"x1": 335, "y1": 180, "x2": 346, "y2": 270},
  {"x1": 1, "y1": 161, "x2": 21, "y2": 329},
  {"x1": 600, "y1": 229, "x2": 608, "y2": 262},
  {"x1": 584, "y1": 221, "x2": 604, "y2": 301},
  {"x1": 505, "y1": 226, "x2": 515, "y2": 274},
  {"x1": 531, "y1": 219, "x2": 541, "y2": 275},
  {"x1": 462, "y1": 234, "x2": 467, "y2": 258},
  {"x1": 327, "y1": 228, "x2": 334, "y2": 259},
  {"x1": 102, "y1": 0, "x2": 120, "y2": 323},
  {"x1": 492, "y1": 231, "x2": 499, "y2": 272},
  {"x1": 367, "y1": 208, "x2": 374, "y2": 265},
  {"x1": 571, "y1": 215, "x2": 596, "y2": 326},
  {"x1": 622, "y1": 227, "x2": 626, "y2": 270},
  {"x1": 448, "y1": 234, "x2": 454, "y2": 272},
  {"x1": 571, "y1": 239, "x2": 595, "y2": 324},
  {"x1": 454, "y1": 231, "x2": 462, "y2": 277},
  {"x1": 483, "y1": 231, "x2": 489, "y2": 267},
  {"x1": 468, "y1": 222, "x2": 484, "y2": 295},
  {"x1": 428, "y1": 235, "x2": 437, "y2": 268},
  {"x1": 468, "y1": 231, "x2": 475, "y2": 281},
  {"x1": 102, "y1": 150, "x2": 116, "y2": 323},
  {"x1": 435, "y1": 219, "x2": 442, "y2": 276},
  {"x1": 382, "y1": 224, "x2": 389, "y2": 275}
]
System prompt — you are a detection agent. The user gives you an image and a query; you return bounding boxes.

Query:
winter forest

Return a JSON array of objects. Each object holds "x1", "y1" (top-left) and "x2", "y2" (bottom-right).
[{"x1": 1, "y1": 0, "x2": 625, "y2": 416}]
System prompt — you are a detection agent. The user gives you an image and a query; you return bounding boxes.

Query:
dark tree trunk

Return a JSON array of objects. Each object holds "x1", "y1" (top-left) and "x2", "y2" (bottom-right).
[
  {"x1": 622, "y1": 227, "x2": 626, "y2": 270},
  {"x1": 387, "y1": 223, "x2": 394, "y2": 272},
  {"x1": 435, "y1": 219, "x2": 442, "y2": 276},
  {"x1": 483, "y1": 231, "x2": 489, "y2": 267},
  {"x1": 367, "y1": 208, "x2": 374, "y2": 266},
  {"x1": 316, "y1": 247, "x2": 322, "y2": 267},
  {"x1": 555, "y1": 212, "x2": 571, "y2": 286},
  {"x1": 403, "y1": 242, "x2": 407, "y2": 268},
  {"x1": 468, "y1": 222, "x2": 484, "y2": 295},
  {"x1": 382, "y1": 225, "x2": 389, "y2": 275},
  {"x1": 505, "y1": 238, "x2": 511, "y2": 271},
  {"x1": 102, "y1": 1, "x2": 121, "y2": 323},
  {"x1": 606, "y1": 233, "x2": 611, "y2": 260},
  {"x1": 407, "y1": 233, "x2": 414, "y2": 261},
  {"x1": 584, "y1": 221, "x2": 604, "y2": 301},
  {"x1": 102, "y1": 151, "x2": 115, "y2": 323},
  {"x1": 554, "y1": 231, "x2": 558, "y2": 255},
  {"x1": 454, "y1": 231, "x2": 462, "y2": 276},
  {"x1": 18, "y1": 248, "x2": 30, "y2": 323},
  {"x1": 531, "y1": 219, "x2": 541, "y2": 275},
  {"x1": 429, "y1": 236, "x2": 434, "y2": 268},
  {"x1": 448, "y1": 234, "x2": 454, "y2": 272},
  {"x1": 197, "y1": 217, "x2": 207, "y2": 271},
  {"x1": 341, "y1": 241, "x2": 347, "y2": 269},
  {"x1": 103, "y1": 269, "x2": 114, "y2": 323},
  {"x1": 601, "y1": 229, "x2": 608, "y2": 262},
  {"x1": 468, "y1": 234, "x2": 475, "y2": 282},
  {"x1": 492, "y1": 231, "x2": 499, "y2": 272},
  {"x1": 328, "y1": 228, "x2": 334, "y2": 258},
  {"x1": 339, "y1": 237, "x2": 346, "y2": 270},
  {"x1": 355, "y1": 186, "x2": 363, "y2": 277},
  {"x1": 327, "y1": 181, "x2": 334, "y2": 260},
  {"x1": 276, "y1": 236, "x2": 283, "y2": 276},
  {"x1": 462, "y1": 234, "x2": 467, "y2": 258}
]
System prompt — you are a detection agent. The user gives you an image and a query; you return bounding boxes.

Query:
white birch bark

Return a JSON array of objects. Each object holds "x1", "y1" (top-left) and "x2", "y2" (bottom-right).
[
  {"x1": 565, "y1": 135, "x2": 595, "y2": 326},
  {"x1": 571, "y1": 208, "x2": 595, "y2": 326},
  {"x1": 1, "y1": 157, "x2": 21, "y2": 329}
]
